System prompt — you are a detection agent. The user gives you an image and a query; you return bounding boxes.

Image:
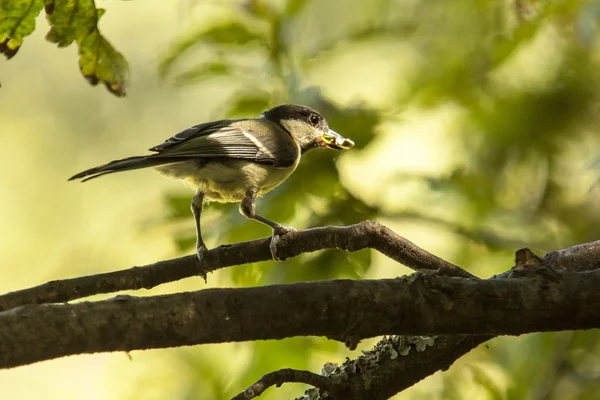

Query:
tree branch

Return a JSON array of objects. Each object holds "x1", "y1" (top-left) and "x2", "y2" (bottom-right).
[
  {"x1": 0, "y1": 221, "x2": 474, "y2": 312},
  {"x1": 2, "y1": 266, "x2": 600, "y2": 370},
  {"x1": 311, "y1": 334, "x2": 493, "y2": 400},
  {"x1": 3, "y1": 223, "x2": 600, "y2": 399},
  {"x1": 230, "y1": 369, "x2": 337, "y2": 400}
]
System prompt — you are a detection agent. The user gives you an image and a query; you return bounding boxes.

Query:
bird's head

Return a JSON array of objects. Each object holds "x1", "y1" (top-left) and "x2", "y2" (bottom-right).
[{"x1": 261, "y1": 104, "x2": 354, "y2": 153}]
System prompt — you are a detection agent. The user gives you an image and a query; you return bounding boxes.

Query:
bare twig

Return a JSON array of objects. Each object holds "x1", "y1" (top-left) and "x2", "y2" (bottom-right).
[
  {"x1": 0, "y1": 220, "x2": 474, "y2": 311},
  {"x1": 230, "y1": 369, "x2": 337, "y2": 400}
]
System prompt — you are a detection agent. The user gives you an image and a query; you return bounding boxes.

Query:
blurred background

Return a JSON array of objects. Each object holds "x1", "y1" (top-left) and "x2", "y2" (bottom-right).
[{"x1": 2, "y1": 0, "x2": 600, "y2": 398}]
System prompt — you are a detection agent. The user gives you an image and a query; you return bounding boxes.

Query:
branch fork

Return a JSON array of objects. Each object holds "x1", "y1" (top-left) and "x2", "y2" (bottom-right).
[{"x1": 1, "y1": 221, "x2": 599, "y2": 399}]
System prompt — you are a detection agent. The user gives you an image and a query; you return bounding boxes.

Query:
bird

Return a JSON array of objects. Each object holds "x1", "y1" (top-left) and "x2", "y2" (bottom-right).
[{"x1": 69, "y1": 104, "x2": 354, "y2": 270}]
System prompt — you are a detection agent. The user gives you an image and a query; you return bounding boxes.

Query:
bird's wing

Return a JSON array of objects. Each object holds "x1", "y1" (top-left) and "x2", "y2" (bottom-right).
[{"x1": 148, "y1": 119, "x2": 299, "y2": 168}]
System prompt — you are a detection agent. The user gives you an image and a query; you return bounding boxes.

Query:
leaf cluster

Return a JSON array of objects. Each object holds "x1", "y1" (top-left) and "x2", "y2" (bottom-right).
[{"x1": 0, "y1": 0, "x2": 128, "y2": 95}]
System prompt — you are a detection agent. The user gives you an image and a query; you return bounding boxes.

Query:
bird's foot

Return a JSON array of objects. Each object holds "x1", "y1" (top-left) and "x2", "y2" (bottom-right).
[
  {"x1": 269, "y1": 225, "x2": 297, "y2": 261},
  {"x1": 196, "y1": 244, "x2": 208, "y2": 283}
]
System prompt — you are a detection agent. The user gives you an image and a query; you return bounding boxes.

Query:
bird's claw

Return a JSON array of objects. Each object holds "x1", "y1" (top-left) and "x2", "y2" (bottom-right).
[
  {"x1": 270, "y1": 225, "x2": 297, "y2": 261},
  {"x1": 196, "y1": 244, "x2": 208, "y2": 283}
]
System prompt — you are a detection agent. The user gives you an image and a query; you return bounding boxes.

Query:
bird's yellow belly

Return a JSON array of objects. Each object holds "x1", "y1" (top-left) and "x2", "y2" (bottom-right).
[{"x1": 156, "y1": 159, "x2": 298, "y2": 202}]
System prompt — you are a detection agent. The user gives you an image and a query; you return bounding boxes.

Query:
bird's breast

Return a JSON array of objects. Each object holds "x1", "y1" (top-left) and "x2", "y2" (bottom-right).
[{"x1": 156, "y1": 158, "x2": 299, "y2": 202}]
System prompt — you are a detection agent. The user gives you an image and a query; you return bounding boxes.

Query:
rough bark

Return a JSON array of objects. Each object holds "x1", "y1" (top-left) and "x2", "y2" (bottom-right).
[{"x1": 2, "y1": 268, "x2": 600, "y2": 370}]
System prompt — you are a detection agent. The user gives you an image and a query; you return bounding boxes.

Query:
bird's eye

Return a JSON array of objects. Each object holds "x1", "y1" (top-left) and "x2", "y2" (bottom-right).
[{"x1": 309, "y1": 114, "x2": 320, "y2": 126}]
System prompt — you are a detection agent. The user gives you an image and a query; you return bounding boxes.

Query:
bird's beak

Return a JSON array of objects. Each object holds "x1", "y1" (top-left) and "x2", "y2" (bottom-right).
[{"x1": 319, "y1": 129, "x2": 354, "y2": 150}]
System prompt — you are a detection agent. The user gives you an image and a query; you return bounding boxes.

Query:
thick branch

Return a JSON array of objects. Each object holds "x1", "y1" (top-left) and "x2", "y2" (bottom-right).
[
  {"x1": 312, "y1": 334, "x2": 492, "y2": 400},
  {"x1": 0, "y1": 221, "x2": 473, "y2": 312},
  {"x1": 2, "y1": 268, "x2": 600, "y2": 369},
  {"x1": 371, "y1": 335, "x2": 492, "y2": 399}
]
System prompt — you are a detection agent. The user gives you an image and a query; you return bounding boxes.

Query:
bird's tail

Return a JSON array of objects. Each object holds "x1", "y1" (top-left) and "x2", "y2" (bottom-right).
[{"x1": 68, "y1": 155, "x2": 177, "y2": 182}]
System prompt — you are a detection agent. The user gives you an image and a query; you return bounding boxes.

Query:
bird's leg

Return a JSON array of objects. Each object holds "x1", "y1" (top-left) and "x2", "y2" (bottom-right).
[
  {"x1": 190, "y1": 190, "x2": 208, "y2": 281},
  {"x1": 240, "y1": 190, "x2": 296, "y2": 261}
]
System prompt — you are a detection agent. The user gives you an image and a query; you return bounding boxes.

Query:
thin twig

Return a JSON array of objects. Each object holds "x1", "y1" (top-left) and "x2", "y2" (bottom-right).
[
  {"x1": 230, "y1": 369, "x2": 337, "y2": 400},
  {"x1": 0, "y1": 220, "x2": 475, "y2": 311}
]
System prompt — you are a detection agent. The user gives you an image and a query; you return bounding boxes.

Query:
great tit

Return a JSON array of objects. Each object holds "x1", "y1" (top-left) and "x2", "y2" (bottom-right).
[{"x1": 69, "y1": 104, "x2": 354, "y2": 266}]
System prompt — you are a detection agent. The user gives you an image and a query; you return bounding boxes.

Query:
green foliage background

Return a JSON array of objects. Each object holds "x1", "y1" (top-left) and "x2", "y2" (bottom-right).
[{"x1": 2, "y1": 0, "x2": 600, "y2": 399}]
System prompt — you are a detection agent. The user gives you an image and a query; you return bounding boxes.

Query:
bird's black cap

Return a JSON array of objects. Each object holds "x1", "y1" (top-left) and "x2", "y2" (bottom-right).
[{"x1": 262, "y1": 104, "x2": 328, "y2": 131}]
